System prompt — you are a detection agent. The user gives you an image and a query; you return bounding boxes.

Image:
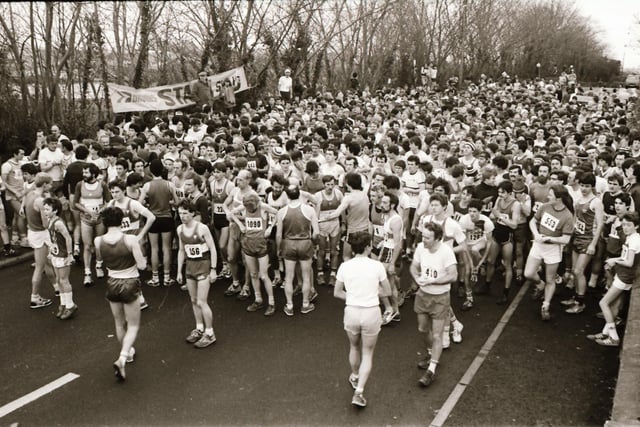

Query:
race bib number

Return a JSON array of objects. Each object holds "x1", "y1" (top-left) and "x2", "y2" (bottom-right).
[
  {"x1": 121, "y1": 217, "x2": 132, "y2": 230},
  {"x1": 50, "y1": 243, "x2": 59, "y2": 256},
  {"x1": 499, "y1": 213, "x2": 509, "y2": 223},
  {"x1": 185, "y1": 243, "x2": 207, "y2": 259},
  {"x1": 373, "y1": 224, "x2": 384, "y2": 237},
  {"x1": 245, "y1": 218, "x2": 263, "y2": 231},
  {"x1": 422, "y1": 268, "x2": 439, "y2": 279},
  {"x1": 213, "y1": 203, "x2": 224, "y2": 215},
  {"x1": 452, "y1": 212, "x2": 462, "y2": 222},
  {"x1": 533, "y1": 201, "x2": 543, "y2": 213},
  {"x1": 247, "y1": 160, "x2": 257, "y2": 170},
  {"x1": 540, "y1": 212, "x2": 559, "y2": 232},
  {"x1": 574, "y1": 219, "x2": 586, "y2": 234},
  {"x1": 482, "y1": 200, "x2": 493, "y2": 212},
  {"x1": 176, "y1": 189, "x2": 185, "y2": 199},
  {"x1": 609, "y1": 227, "x2": 619, "y2": 239},
  {"x1": 468, "y1": 230, "x2": 483, "y2": 242},
  {"x1": 621, "y1": 244, "x2": 628, "y2": 260}
]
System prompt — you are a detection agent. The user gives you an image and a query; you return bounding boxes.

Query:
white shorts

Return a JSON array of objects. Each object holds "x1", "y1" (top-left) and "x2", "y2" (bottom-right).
[
  {"x1": 344, "y1": 306, "x2": 382, "y2": 337},
  {"x1": 50, "y1": 256, "x2": 71, "y2": 269},
  {"x1": 612, "y1": 276, "x2": 632, "y2": 291},
  {"x1": 529, "y1": 241, "x2": 563, "y2": 265},
  {"x1": 28, "y1": 229, "x2": 51, "y2": 249}
]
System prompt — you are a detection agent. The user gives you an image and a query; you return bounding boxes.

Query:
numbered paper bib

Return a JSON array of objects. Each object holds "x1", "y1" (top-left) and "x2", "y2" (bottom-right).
[
  {"x1": 468, "y1": 230, "x2": 483, "y2": 242},
  {"x1": 176, "y1": 189, "x2": 185, "y2": 199},
  {"x1": 621, "y1": 244, "x2": 628, "y2": 260},
  {"x1": 245, "y1": 218, "x2": 263, "y2": 231},
  {"x1": 121, "y1": 217, "x2": 139, "y2": 232},
  {"x1": 373, "y1": 224, "x2": 384, "y2": 237},
  {"x1": 185, "y1": 243, "x2": 208, "y2": 259},
  {"x1": 574, "y1": 219, "x2": 586, "y2": 234},
  {"x1": 213, "y1": 203, "x2": 224, "y2": 215},
  {"x1": 540, "y1": 212, "x2": 559, "y2": 232},
  {"x1": 247, "y1": 160, "x2": 257, "y2": 170},
  {"x1": 83, "y1": 199, "x2": 102, "y2": 213},
  {"x1": 452, "y1": 212, "x2": 461, "y2": 222},
  {"x1": 499, "y1": 213, "x2": 510, "y2": 223}
]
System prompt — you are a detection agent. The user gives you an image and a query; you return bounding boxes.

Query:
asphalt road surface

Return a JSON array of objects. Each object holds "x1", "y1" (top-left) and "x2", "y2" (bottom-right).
[{"x1": 0, "y1": 261, "x2": 619, "y2": 426}]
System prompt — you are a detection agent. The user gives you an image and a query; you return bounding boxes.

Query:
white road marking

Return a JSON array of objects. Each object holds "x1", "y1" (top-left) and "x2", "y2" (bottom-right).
[
  {"x1": 0, "y1": 372, "x2": 80, "y2": 418},
  {"x1": 430, "y1": 283, "x2": 530, "y2": 427}
]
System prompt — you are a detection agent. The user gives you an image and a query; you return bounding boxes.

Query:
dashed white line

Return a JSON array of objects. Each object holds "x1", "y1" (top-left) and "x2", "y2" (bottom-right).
[
  {"x1": 0, "y1": 372, "x2": 80, "y2": 418},
  {"x1": 430, "y1": 283, "x2": 530, "y2": 427}
]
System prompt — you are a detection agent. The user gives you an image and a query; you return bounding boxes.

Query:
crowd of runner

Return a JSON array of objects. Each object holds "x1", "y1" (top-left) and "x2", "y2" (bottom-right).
[{"x1": 4, "y1": 73, "x2": 639, "y2": 404}]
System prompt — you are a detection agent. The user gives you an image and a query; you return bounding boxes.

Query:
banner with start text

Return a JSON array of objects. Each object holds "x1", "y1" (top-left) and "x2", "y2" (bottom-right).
[{"x1": 108, "y1": 66, "x2": 248, "y2": 113}]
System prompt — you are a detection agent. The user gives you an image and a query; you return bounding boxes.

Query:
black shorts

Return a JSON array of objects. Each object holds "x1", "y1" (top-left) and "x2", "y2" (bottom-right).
[
  {"x1": 149, "y1": 217, "x2": 174, "y2": 234},
  {"x1": 212, "y1": 214, "x2": 229, "y2": 230},
  {"x1": 513, "y1": 223, "x2": 528, "y2": 244},
  {"x1": 493, "y1": 228, "x2": 512, "y2": 245},
  {"x1": 105, "y1": 277, "x2": 141, "y2": 304}
]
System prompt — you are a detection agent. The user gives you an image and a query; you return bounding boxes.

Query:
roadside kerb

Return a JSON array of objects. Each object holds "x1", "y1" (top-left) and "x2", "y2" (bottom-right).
[{"x1": 0, "y1": 251, "x2": 33, "y2": 270}]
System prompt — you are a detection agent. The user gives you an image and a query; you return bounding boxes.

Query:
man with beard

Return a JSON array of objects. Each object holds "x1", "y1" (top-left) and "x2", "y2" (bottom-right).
[
  {"x1": 74, "y1": 163, "x2": 111, "y2": 286},
  {"x1": 378, "y1": 192, "x2": 404, "y2": 325},
  {"x1": 529, "y1": 163, "x2": 552, "y2": 215},
  {"x1": 266, "y1": 174, "x2": 289, "y2": 287}
]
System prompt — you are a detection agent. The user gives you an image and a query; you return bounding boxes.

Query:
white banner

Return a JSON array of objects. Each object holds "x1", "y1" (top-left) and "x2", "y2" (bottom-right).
[{"x1": 108, "y1": 66, "x2": 249, "y2": 113}]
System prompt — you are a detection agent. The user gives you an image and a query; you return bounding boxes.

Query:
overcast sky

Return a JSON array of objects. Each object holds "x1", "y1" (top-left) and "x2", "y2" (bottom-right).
[{"x1": 576, "y1": 0, "x2": 640, "y2": 70}]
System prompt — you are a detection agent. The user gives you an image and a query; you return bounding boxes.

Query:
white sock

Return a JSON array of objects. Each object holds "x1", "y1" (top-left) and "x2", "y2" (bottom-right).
[
  {"x1": 428, "y1": 361, "x2": 438, "y2": 373},
  {"x1": 606, "y1": 323, "x2": 619, "y2": 340},
  {"x1": 196, "y1": 323, "x2": 204, "y2": 331},
  {"x1": 204, "y1": 328, "x2": 214, "y2": 336},
  {"x1": 66, "y1": 292, "x2": 75, "y2": 308}
]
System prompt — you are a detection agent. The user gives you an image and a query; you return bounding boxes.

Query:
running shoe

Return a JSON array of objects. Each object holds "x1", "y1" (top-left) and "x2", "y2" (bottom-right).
[
  {"x1": 164, "y1": 278, "x2": 176, "y2": 287},
  {"x1": 461, "y1": 298, "x2": 474, "y2": 311},
  {"x1": 317, "y1": 272, "x2": 326, "y2": 286},
  {"x1": 95, "y1": 267, "x2": 105, "y2": 279},
  {"x1": 126, "y1": 347, "x2": 135, "y2": 363},
  {"x1": 309, "y1": 289, "x2": 319, "y2": 303},
  {"x1": 59, "y1": 305, "x2": 78, "y2": 320},
  {"x1": 382, "y1": 310, "x2": 394, "y2": 326},
  {"x1": 140, "y1": 301, "x2": 149, "y2": 311},
  {"x1": 595, "y1": 336, "x2": 620, "y2": 347},
  {"x1": 113, "y1": 359, "x2": 126, "y2": 381},
  {"x1": 531, "y1": 284, "x2": 545, "y2": 300},
  {"x1": 443, "y1": 327, "x2": 451, "y2": 349},
  {"x1": 56, "y1": 305, "x2": 65, "y2": 318},
  {"x1": 264, "y1": 305, "x2": 275, "y2": 317},
  {"x1": 329, "y1": 273, "x2": 336, "y2": 287},
  {"x1": 194, "y1": 333, "x2": 216, "y2": 348},
  {"x1": 565, "y1": 302, "x2": 585, "y2": 314},
  {"x1": 587, "y1": 332, "x2": 608, "y2": 341},
  {"x1": 417, "y1": 356, "x2": 431, "y2": 370},
  {"x1": 349, "y1": 374, "x2": 359, "y2": 390},
  {"x1": 272, "y1": 277, "x2": 283, "y2": 288},
  {"x1": 224, "y1": 283, "x2": 241, "y2": 296},
  {"x1": 392, "y1": 311, "x2": 401, "y2": 322},
  {"x1": 451, "y1": 321, "x2": 463, "y2": 344},
  {"x1": 351, "y1": 392, "x2": 367, "y2": 407},
  {"x1": 418, "y1": 370, "x2": 435, "y2": 387},
  {"x1": 146, "y1": 277, "x2": 160, "y2": 287},
  {"x1": 83, "y1": 274, "x2": 94, "y2": 287},
  {"x1": 72, "y1": 247, "x2": 81, "y2": 264},
  {"x1": 284, "y1": 305, "x2": 294, "y2": 316},
  {"x1": 541, "y1": 306, "x2": 551, "y2": 321},
  {"x1": 3, "y1": 247, "x2": 16, "y2": 257},
  {"x1": 186, "y1": 329, "x2": 204, "y2": 344},
  {"x1": 220, "y1": 265, "x2": 232, "y2": 279},
  {"x1": 560, "y1": 296, "x2": 577, "y2": 306},
  {"x1": 30, "y1": 296, "x2": 52, "y2": 309},
  {"x1": 301, "y1": 303, "x2": 315, "y2": 314},
  {"x1": 246, "y1": 301, "x2": 265, "y2": 312},
  {"x1": 180, "y1": 284, "x2": 188, "y2": 291},
  {"x1": 237, "y1": 286, "x2": 251, "y2": 301}
]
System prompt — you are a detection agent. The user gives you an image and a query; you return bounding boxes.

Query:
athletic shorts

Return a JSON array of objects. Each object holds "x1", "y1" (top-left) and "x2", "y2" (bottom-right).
[
  {"x1": 529, "y1": 241, "x2": 564, "y2": 265},
  {"x1": 105, "y1": 277, "x2": 141, "y2": 304},
  {"x1": 370, "y1": 246, "x2": 381, "y2": 257},
  {"x1": 343, "y1": 305, "x2": 382, "y2": 336},
  {"x1": 80, "y1": 213, "x2": 102, "y2": 227},
  {"x1": 186, "y1": 257, "x2": 211, "y2": 281},
  {"x1": 414, "y1": 290, "x2": 450, "y2": 320},
  {"x1": 50, "y1": 255, "x2": 72, "y2": 269},
  {"x1": 493, "y1": 228, "x2": 512, "y2": 245},
  {"x1": 281, "y1": 239, "x2": 314, "y2": 261},
  {"x1": 379, "y1": 247, "x2": 394, "y2": 264},
  {"x1": 513, "y1": 223, "x2": 528, "y2": 244},
  {"x1": 612, "y1": 275, "x2": 632, "y2": 291},
  {"x1": 28, "y1": 229, "x2": 50, "y2": 249},
  {"x1": 319, "y1": 220, "x2": 340, "y2": 238},
  {"x1": 241, "y1": 235, "x2": 268, "y2": 258},
  {"x1": 149, "y1": 217, "x2": 174, "y2": 234},
  {"x1": 572, "y1": 236, "x2": 592, "y2": 254},
  {"x1": 212, "y1": 213, "x2": 229, "y2": 230}
]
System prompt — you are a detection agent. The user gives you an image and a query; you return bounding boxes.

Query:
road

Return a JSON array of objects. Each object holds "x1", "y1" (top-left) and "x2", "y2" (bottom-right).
[{"x1": 0, "y1": 260, "x2": 619, "y2": 426}]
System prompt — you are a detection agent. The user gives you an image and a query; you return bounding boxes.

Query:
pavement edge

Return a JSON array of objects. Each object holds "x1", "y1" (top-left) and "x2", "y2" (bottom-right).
[
  {"x1": 0, "y1": 251, "x2": 33, "y2": 270},
  {"x1": 606, "y1": 281, "x2": 640, "y2": 426}
]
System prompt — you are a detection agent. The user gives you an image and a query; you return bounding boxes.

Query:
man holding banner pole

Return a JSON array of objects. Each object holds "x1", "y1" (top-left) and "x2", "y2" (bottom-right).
[{"x1": 190, "y1": 70, "x2": 213, "y2": 113}]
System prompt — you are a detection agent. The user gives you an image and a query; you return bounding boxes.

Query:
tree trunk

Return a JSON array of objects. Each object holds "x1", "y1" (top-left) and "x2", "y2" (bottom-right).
[{"x1": 132, "y1": 0, "x2": 152, "y2": 88}]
